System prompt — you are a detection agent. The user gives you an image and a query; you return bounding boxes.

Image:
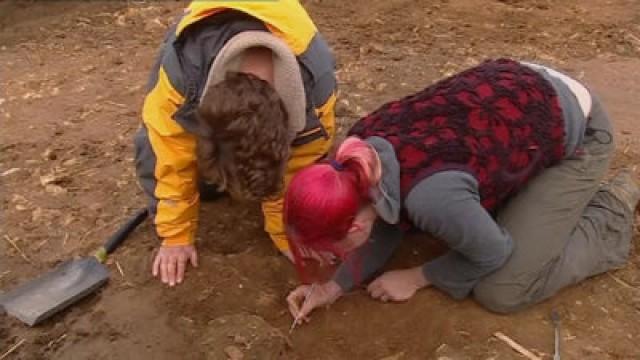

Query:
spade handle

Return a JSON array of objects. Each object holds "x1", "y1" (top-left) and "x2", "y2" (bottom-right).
[{"x1": 103, "y1": 208, "x2": 148, "y2": 255}]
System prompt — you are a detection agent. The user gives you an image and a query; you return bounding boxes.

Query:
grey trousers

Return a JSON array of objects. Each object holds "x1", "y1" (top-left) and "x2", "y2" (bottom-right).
[{"x1": 473, "y1": 98, "x2": 634, "y2": 313}]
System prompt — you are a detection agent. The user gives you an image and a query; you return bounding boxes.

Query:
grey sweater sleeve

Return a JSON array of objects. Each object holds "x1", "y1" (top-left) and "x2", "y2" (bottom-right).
[
  {"x1": 332, "y1": 219, "x2": 404, "y2": 291},
  {"x1": 406, "y1": 171, "x2": 514, "y2": 300}
]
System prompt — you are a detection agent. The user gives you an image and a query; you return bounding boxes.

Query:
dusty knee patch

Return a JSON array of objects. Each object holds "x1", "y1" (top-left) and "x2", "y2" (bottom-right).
[{"x1": 473, "y1": 282, "x2": 530, "y2": 314}]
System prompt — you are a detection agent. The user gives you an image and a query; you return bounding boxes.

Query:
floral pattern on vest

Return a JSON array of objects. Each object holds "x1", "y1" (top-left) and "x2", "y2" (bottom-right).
[{"x1": 349, "y1": 59, "x2": 566, "y2": 216}]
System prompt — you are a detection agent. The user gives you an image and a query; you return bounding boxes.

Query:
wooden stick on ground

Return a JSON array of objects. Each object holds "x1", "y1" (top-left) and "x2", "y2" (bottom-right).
[
  {"x1": 79, "y1": 216, "x2": 124, "y2": 244},
  {"x1": 4, "y1": 235, "x2": 33, "y2": 264},
  {"x1": 115, "y1": 260, "x2": 125, "y2": 278},
  {"x1": 608, "y1": 272, "x2": 640, "y2": 292},
  {"x1": 0, "y1": 339, "x2": 26, "y2": 360},
  {"x1": 47, "y1": 334, "x2": 67, "y2": 349},
  {"x1": 493, "y1": 332, "x2": 542, "y2": 360}
]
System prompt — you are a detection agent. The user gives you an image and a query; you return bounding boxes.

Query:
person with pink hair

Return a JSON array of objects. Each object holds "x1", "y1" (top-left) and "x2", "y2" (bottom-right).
[{"x1": 284, "y1": 58, "x2": 639, "y2": 322}]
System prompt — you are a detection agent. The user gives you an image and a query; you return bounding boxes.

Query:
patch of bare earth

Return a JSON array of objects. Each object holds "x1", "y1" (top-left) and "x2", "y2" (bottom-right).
[{"x1": 1, "y1": 1, "x2": 639, "y2": 359}]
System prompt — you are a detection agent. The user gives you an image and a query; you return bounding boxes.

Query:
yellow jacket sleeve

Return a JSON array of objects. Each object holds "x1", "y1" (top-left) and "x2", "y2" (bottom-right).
[
  {"x1": 261, "y1": 94, "x2": 337, "y2": 251},
  {"x1": 135, "y1": 66, "x2": 200, "y2": 247}
]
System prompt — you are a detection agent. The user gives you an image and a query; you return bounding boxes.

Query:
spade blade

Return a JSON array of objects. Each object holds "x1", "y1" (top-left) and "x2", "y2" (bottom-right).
[{"x1": 0, "y1": 257, "x2": 109, "y2": 326}]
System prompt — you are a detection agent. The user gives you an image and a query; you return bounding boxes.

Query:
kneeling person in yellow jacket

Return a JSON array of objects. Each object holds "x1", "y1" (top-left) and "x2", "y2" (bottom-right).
[{"x1": 134, "y1": 1, "x2": 337, "y2": 286}]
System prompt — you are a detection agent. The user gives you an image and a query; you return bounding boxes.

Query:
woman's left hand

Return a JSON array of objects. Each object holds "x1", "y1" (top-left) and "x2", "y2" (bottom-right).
[{"x1": 367, "y1": 266, "x2": 430, "y2": 302}]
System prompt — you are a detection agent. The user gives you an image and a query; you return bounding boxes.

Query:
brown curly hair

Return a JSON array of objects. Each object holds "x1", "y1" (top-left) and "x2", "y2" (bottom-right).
[{"x1": 196, "y1": 72, "x2": 290, "y2": 201}]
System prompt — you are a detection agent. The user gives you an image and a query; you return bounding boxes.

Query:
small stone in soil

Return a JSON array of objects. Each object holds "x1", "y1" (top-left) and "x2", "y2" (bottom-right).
[
  {"x1": 224, "y1": 345, "x2": 244, "y2": 360},
  {"x1": 232, "y1": 335, "x2": 248, "y2": 345}
]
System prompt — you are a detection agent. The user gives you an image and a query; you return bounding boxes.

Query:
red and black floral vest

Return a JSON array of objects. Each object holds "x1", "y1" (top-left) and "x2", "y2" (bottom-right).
[{"x1": 348, "y1": 59, "x2": 566, "y2": 212}]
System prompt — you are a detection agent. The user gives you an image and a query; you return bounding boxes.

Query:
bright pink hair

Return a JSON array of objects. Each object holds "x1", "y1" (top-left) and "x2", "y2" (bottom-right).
[{"x1": 284, "y1": 137, "x2": 381, "y2": 279}]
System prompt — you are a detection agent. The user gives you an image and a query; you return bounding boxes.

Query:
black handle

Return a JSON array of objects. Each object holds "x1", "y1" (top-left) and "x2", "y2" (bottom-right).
[{"x1": 104, "y1": 208, "x2": 149, "y2": 255}]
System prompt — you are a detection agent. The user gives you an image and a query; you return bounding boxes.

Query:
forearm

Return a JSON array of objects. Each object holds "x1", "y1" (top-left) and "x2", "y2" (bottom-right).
[
  {"x1": 134, "y1": 128, "x2": 199, "y2": 246},
  {"x1": 407, "y1": 171, "x2": 515, "y2": 300},
  {"x1": 262, "y1": 196, "x2": 290, "y2": 251},
  {"x1": 135, "y1": 84, "x2": 199, "y2": 246}
]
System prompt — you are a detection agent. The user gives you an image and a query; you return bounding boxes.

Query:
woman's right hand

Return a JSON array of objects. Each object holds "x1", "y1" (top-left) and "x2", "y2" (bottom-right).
[{"x1": 287, "y1": 281, "x2": 343, "y2": 324}]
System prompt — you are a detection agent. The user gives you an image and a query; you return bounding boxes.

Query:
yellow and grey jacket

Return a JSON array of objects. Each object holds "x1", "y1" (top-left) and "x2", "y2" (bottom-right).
[{"x1": 134, "y1": 1, "x2": 337, "y2": 250}]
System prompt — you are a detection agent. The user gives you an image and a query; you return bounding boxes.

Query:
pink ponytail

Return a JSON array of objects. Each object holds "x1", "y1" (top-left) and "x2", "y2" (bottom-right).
[
  {"x1": 284, "y1": 136, "x2": 380, "y2": 279},
  {"x1": 334, "y1": 137, "x2": 382, "y2": 198}
]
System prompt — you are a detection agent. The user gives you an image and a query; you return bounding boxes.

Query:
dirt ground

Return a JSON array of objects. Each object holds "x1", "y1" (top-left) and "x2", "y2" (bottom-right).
[{"x1": 1, "y1": 0, "x2": 640, "y2": 359}]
